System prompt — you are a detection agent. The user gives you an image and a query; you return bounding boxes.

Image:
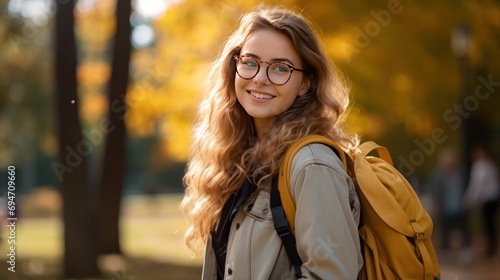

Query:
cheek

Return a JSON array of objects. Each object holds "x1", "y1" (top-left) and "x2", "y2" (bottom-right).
[
  {"x1": 235, "y1": 75, "x2": 253, "y2": 96},
  {"x1": 281, "y1": 81, "x2": 303, "y2": 99},
  {"x1": 234, "y1": 75, "x2": 246, "y2": 90},
  {"x1": 234, "y1": 74, "x2": 242, "y2": 88},
  {"x1": 234, "y1": 76, "x2": 247, "y2": 102}
]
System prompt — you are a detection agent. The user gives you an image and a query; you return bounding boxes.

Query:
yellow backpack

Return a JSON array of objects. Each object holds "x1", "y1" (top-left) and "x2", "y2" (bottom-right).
[{"x1": 270, "y1": 134, "x2": 441, "y2": 279}]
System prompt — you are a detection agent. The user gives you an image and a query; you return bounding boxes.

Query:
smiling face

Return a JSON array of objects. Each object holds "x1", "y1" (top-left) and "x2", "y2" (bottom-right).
[{"x1": 235, "y1": 29, "x2": 310, "y2": 136}]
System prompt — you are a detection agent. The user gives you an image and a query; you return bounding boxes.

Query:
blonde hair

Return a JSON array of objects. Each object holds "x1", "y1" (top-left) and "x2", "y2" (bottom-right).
[{"x1": 181, "y1": 6, "x2": 358, "y2": 251}]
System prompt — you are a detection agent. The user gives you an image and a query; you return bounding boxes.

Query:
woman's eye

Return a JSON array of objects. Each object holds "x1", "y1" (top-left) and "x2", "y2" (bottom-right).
[
  {"x1": 272, "y1": 64, "x2": 290, "y2": 73},
  {"x1": 242, "y1": 60, "x2": 258, "y2": 67}
]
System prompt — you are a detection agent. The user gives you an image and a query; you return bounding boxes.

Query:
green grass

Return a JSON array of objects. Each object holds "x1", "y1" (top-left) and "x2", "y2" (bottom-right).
[
  {"x1": 0, "y1": 193, "x2": 202, "y2": 279},
  {"x1": 121, "y1": 194, "x2": 202, "y2": 265}
]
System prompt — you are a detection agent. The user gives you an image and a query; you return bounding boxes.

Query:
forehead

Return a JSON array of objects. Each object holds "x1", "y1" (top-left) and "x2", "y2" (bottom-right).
[{"x1": 240, "y1": 29, "x2": 302, "y2": 65}]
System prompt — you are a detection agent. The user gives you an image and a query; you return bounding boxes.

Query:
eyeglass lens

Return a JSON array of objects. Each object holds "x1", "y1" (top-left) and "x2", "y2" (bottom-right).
[{"x1": 236, "y1": 56, "x2": 293, "y2": 85}]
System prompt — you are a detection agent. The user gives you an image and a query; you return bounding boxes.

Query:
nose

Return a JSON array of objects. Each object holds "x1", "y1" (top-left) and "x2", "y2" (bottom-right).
[{"x1": 252, "y1": 64, "x2": 270, "y2": 85}]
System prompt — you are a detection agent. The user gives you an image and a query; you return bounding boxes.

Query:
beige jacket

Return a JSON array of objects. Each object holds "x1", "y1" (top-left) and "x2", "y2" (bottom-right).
[{"x1": 202, "y1": 143, "x2": 363, "y2": 279}]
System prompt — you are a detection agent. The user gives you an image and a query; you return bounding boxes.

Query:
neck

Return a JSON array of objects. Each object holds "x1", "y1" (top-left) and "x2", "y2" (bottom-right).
[{"x1": 253, "y1": 117, "x2": 273, "y2": 139}]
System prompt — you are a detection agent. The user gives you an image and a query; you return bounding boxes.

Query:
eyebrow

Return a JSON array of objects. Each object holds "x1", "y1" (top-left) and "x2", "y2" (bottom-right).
[{"x1": 242, "y1": 53, "x2": 296, "y2": 66}]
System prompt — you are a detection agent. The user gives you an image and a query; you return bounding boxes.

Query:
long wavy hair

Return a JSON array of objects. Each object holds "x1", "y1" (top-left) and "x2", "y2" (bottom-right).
[{"x1": 181, "y1": 6, "x2": 358, "y2": 251}]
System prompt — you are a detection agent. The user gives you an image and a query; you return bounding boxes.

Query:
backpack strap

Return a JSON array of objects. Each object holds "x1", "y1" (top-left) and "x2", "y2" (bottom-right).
[
  {"x1": 277, "y1": 134, "x2": 346, "y2": 235},
  {"x1": 358, "y1": 141, "x2": 393, "y2": 165},
  {"x1": 271, "y1": 134, "x2": 345, "y2": 278},
  {"x1": 270, "y1": 176, "x2": 303, "y2": 279}
]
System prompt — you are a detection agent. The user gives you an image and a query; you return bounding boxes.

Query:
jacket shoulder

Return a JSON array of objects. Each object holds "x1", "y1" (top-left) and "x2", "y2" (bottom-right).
[{"x1": 291, "y1": 143, "x2": 346, "y2": 177}]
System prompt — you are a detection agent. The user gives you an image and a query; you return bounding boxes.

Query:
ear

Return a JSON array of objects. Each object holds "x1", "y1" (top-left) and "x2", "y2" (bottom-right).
[{"x1": 298, "y1": 77, "x2": 311, "y2": 96}]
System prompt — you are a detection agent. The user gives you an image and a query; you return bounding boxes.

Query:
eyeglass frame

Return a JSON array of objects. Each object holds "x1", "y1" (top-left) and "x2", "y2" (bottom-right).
[{"x1": 234, "y1": 55, "x2": 307, "y2": 86}]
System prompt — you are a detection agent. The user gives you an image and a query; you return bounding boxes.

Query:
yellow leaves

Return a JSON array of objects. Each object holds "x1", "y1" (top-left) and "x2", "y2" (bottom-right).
[
  {"x1": 347, "y1": 110, "x2": 386, "y2": 139},
  {"x1": 40, "y1": 133, "x2": 58, "y2": 157},
  {"x1": 160, "y1": 114, "x2": 193, "y2": 161},
  {"x1": 75, "y1": 0, "x2": 116, "y2": 55},
  {"x1": 124, "y1": 82, "x2": 195, "y2": 161},
  {"x1": 74, "y1": 0, "x2": 115, "y2": 127},
  {"x1": 388, "y1": 72, "x2": 416, "y2": 120},
  {"x1": 125, "y1": 87, "x2": 158, "y2": 137},
  {"x1": 76, "y1": 0, "x2": 116, "y2": 16},
  {"x1": 404, "y1": 112, "x2": 434, "y2": 139},
  {"x1": 189, "y1": 9, "x2": 225, "y2": 52},
  {"x1": 81, "y1": 93, "x2": 108, "y2": 124},
  {"x1": 125, "y1": 51, "x2": 202, "y2": 160},
  {"x1": 77, "y1": 61, "x2": 111, "y2": 124},
  {"x1": 324, "y1": 32, "x2": 359, "y2": 62},
  {"x1": 390, "y1": 73, "x2": 413, "y2": 93},
  {"x1": 154, "y1": 8, "x2": 229, "y2": 60},
  {"x1": 124, "y1": 0, "x2": 240, "y2": 160},
  {"x1": 77, "y1": 61, "x2": 111, "y2": 88}
]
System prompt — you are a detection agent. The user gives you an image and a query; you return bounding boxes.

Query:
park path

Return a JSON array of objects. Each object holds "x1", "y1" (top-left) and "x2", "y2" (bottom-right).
[
  {"x1": 436, "y1": 233, "x2": 500, "y2": 280},
  {"x1": 440, "y1": 256, "x2": 500, "y2": 280}
]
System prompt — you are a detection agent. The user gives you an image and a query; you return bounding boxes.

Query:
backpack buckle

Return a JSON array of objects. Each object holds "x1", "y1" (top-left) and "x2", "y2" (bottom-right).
[
  {"x1": 271, "y1": 205, "x2": 293, "y2": 238},
  {"x1": 415, "y1": 232, "x2": 425, "y2": 242},
  {"x1": 276, "y1": 224, "x2": 292, "y2": 238}
]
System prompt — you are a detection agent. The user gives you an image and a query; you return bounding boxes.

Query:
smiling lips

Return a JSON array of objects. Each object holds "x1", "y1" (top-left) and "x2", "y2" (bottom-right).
[{"x1": 249, "y1": 90, "x2": 274, "y2": 100}]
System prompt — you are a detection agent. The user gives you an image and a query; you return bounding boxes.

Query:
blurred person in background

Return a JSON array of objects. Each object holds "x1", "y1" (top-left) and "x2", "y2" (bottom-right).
[
  {"x1": 428, "y1": 147, "x2": 472, "y2": 263},
  {"x1": 463, "y1": 143, "x2": 500, "y2": 258}
]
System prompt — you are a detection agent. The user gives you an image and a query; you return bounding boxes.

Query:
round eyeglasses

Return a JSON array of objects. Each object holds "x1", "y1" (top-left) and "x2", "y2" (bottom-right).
[{"x1": 234, "y1": 55, "x2": 306, "y2": 86}]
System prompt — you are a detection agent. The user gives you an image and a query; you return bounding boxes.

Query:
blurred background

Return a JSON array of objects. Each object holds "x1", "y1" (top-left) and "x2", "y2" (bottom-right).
[{"x1": 0, "y1": 0, "x2": 499, "y2": 279}]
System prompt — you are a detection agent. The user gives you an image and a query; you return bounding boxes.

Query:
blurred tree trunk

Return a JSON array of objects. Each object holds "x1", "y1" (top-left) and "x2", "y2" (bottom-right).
[
  {"x1": 96, "y1": 0, "x2": 132, "y2": 254},
  {"x1": 54, "y1": 0, "x2": 100, "y2": 278}
]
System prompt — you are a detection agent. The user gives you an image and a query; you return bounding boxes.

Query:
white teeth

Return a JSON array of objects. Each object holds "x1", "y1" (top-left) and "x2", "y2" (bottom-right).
[{"x1": 250, "y1": 91, "x2": 273, "y2": 99}]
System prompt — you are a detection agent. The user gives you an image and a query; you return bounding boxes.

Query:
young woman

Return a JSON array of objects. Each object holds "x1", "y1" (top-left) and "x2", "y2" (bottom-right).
[{"x1": 182, "y1": 6, "x2": 363, "y2": 279}]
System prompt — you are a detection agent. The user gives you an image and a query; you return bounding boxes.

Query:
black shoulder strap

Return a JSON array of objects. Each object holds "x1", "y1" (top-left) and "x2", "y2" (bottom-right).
[
  {"x1": 212, "y1": 180, "x2": 256, "y2": 279},
  {"x1": 270, "y1": 175, "x2": 303, "y2": 278}
]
